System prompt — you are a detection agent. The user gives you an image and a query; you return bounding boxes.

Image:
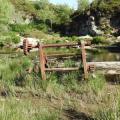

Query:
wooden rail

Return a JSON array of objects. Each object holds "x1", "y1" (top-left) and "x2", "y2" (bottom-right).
[
  {"x1": 46, "y1": 67, "x2": 79, "y2": 71},
  {"x1": 47, "y1": 53, "x2": 81, "y2": 57}
]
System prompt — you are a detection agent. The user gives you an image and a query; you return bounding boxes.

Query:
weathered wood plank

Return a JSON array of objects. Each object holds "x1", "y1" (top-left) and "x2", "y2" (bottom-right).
[
  {"x1": 45, "y1": 67, "x2": 79, "y2": 71},
  {"x1": 39, "y1": 44, "x2": 46, "y2": 80},
  {"x1": 81, "y1": 41, "x2": 88, "y2": 79}
]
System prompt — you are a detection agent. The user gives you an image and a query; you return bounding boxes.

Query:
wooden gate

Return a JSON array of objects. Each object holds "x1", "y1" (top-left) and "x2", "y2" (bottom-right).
[{"x1": 23, "y1": 39, "x2": 93, "y2": 80}]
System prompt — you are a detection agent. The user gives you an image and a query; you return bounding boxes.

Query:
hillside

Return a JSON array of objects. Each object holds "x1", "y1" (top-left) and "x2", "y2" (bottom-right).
[{"x1": 0, "y1": 0, "x2": 73, "y2": 46}]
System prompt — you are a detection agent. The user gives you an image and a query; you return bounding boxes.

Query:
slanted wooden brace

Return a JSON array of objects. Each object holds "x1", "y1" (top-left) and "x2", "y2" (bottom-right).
[{"x1": 22, "y1": 38, "x2": 92, "y2": 80}]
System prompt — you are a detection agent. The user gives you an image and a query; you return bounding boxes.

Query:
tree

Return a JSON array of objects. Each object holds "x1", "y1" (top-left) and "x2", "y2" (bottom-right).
[
  {"x1": 36, "y1": 1, "x2": 73, "y2": 26},
  {"x1": 34, "y1": 0, "x2": 49, "y2": 10},
  {"x1": 55, "y1": 4, "x2": 73, "y2": 24},
  {"x1": 77, "y1": 0, "x2": 89, "y2": 11},
  {"x1": 0, "y1": 0, "x2": 14, "y2": 24}
]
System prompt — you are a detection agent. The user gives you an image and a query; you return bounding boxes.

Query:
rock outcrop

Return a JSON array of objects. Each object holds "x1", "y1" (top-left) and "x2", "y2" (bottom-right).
[{"x1": 66, "y1": 0, "x2": 120, "y2": 36}]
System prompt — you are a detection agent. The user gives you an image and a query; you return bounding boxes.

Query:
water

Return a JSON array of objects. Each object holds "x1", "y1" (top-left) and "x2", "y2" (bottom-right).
[
  {"x1": 0, "y1": 48, "x2": 120, "y2": 62},
  {"x1": 87, "y1": 49, "x2": 120, "y2": 62}
]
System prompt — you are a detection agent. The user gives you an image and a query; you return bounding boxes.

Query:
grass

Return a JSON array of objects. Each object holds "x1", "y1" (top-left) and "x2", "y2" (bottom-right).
[
  {"x1": 94, "y1": 88, "x2": 120, "y2": 120},
  {"x1": 0, "y1": 98, "x2": 60, "y2": 120},
  {"x1": 1, "y1": 49, "x2": 120, "y2": 119}
]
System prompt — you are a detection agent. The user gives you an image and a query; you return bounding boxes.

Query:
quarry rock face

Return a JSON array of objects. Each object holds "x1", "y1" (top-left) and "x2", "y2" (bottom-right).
[
  {"x1": 87, "y1": 16, "x2": 103, "y2": 36},
  {"x1": 68, "y1": 1, "x2": 120, "y2": 37},
  {"x1": 69, "y1": 12, "x2": 120, "y2": 36}
]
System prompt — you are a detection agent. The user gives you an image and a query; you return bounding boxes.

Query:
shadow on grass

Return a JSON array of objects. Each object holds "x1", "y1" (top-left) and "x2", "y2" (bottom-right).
[
  {"x1": 64, "y1": 109, "x2": 95, "y2": 120},
  {"x1": 105, "y1": 74, "x2": 120, "y2": 84}
]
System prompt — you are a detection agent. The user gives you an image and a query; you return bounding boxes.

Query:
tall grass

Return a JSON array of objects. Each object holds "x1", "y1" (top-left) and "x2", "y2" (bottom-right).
[
  {"x1": 94, "y1": 92, "x2": 120, "y2": 120},
  {"x1": 1, "y1": 52, "x2": 120, "y2": 120},
  {"x1": 0, "y1": 98, "x2": 60, "y2": 120},
  {"x1": 0, "y1": 56, "x2": 32, "y2": 87}
]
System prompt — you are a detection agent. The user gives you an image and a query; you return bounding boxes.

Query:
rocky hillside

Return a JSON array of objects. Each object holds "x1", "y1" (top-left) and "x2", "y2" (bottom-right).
[
  {"x1": 0, "y1": 0, "x2": 74, "y2": 46},
  {"x1": 66, "y1": 0, "x2": 120, "y2": 36}
]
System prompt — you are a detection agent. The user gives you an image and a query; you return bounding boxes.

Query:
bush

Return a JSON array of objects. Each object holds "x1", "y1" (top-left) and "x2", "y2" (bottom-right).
[
  {"x1": 9, "y1": 32, "x2": 20, "y2": 44},
  {"x1": 9, "y1": 24, "x2": 33, "y2": 33},
  {"x1": 0, "y1": 42, "x2": 4, "y2": 47},
  {"x1": 71, "y1": 36, "x2": 78, "y2": 41},
  {"x1": 35, "y1": 23, "x2": 49, "y2": 32},
  {"x1": 0, "y1": 32, "x2": 20, "y2": 45},
  {"x1": 11, "y1": 35, "x2": 20, "y2": 44},
  {"x1": 92, "y1": 36, "x2": 106, "y2": 44}
]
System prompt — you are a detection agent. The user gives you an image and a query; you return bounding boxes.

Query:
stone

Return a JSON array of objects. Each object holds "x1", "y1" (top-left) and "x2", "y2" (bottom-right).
[
  {"x1": 107, "y1": 70, "x2": 116, "y2": 74},
  {"x1": 78, "y1": 35, "x2": 93, "y2": 40},
  {"x1": 16, "y1": 36, "x2": 40, "y2": 48}
]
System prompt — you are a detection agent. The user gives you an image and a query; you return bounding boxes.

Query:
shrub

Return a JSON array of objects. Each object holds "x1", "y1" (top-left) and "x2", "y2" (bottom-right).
[
  {"x1": 11, "y1": 35, "x2": 20, "y2": 44},
  {"x1": 9, "y1": 32, "x2": 20, "y2": 44},
  {"x1": 0, "y1": 42, "x2": 4, "y2": 47},
  {"x1": 9, "y1": 24, "x2": 33, "y2": 33},
  {"x1": 92, "y1": 36, "x2": 106, "y2": 44},
  {"x1": 1, "y1": 32, "x2": 20, "y2": 44},
  {"x1": 71, "y1": 36, "x2": 78, "y2": 42},
  {"x1": 35, "y1": 23, "x2": 49, "y2": 32}
]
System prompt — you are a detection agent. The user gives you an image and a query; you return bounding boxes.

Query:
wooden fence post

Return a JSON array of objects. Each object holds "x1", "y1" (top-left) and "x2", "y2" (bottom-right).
[
  {"x1": 23, "y1": 39, "x2": 29, "y2": 55},
  {"x1": 39, "y1": 44, "x2": 46, "y2": 80},
  {"x1": 81, "y1": 41, "x2": 88, "y2": 79}
]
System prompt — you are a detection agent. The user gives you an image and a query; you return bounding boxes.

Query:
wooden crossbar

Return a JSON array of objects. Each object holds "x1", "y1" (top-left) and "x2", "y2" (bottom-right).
[
  {"x1": 42, "y1": 41, "x2": 91, "y2": 48},
  {"x1": 45, "y1": 67, "x2": 79, "y2": 71},
  {"x1": 43, "y1": 43, "x2": 79, "y2": 48},
  {"x1": 47, "y1": 53, "x2": 81, "y2": 57}
]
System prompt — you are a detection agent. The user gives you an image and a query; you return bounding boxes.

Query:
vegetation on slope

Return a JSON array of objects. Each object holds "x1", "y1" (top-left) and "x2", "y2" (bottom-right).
[
  {"x1": 10, "y1": 0, "x2": 73, "y2": 29},
  {"x1": 91, "y1": 0, "x2": 120, "y2": 14},
  {"x1": 1, "y1": 0, "x2": 120, "y2": 120}
]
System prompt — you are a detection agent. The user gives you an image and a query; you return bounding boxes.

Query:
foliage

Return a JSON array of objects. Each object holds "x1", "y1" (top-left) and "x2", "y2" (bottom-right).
[
  {"x1": 10, "y1": 0, "x2": 36, "y2": 14},
  {"x1": 77, "y1": 0, "x2": 90, "y2": 11},
  {"x1": 92, "y1": 36, "x2": 106, "y2": 44},
  {"x1": 10, "y1": 0, "x2": 73, "y2": 27},
  {"x1": 0, "y1": 32, "x2": 20, "y2": 45},
  {"x1": 0, "y1": 0, "x2": 14, "y2": 24},
  {"x1": 91, "y1": 0, "x2": 120, "y2": 14},
  {"x1": 54, "y1": 4, "x2": 73, "y2": 24},
  {"x1": 9, "y1": 24, "x2": 33, "y2": 33},
  {"x1": 34, "y1": 0, "x2": 49, "y2": 10}
]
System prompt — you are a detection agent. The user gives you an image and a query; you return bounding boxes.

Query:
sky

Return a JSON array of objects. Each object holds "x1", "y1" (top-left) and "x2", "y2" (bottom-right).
[{"x1": 49, "y1": 0, "x2": 78, "y2": 10}]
